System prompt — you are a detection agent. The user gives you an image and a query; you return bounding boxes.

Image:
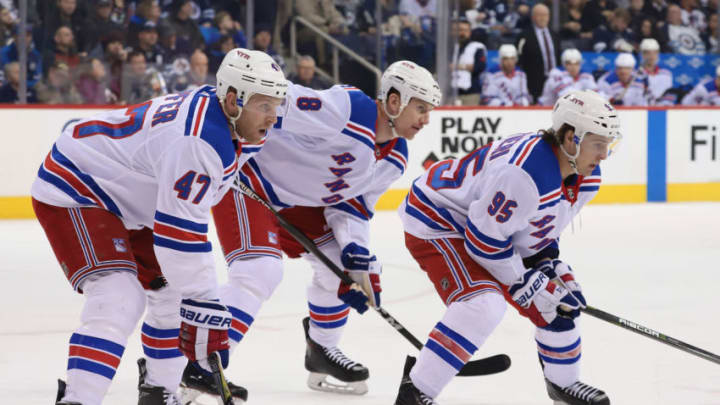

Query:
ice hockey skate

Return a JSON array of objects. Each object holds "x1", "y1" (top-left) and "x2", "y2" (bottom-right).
[
  {"x1": 55, "y1": 379, "x2": 81, "y2": 405},
  {"x1": 545, "y1": 378, "x2": 610, "y2": 405},
  {"x1": 136, "y1": 358, "x2": 181, "y2": 405},
  {"x1": 179, "y1": 360, "x2": 248, "y2": 404},
  {"x1": 394, "y1": 355, "x2": 438, "y2": 405},
  {"x1": 302, "y1": 316, "x2": 369, "y2": 395}
]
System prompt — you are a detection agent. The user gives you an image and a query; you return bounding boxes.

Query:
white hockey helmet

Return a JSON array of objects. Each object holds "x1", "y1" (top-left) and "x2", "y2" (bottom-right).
[
  {"x1": 378, "y1": 60, "x2": 441, "y2": 119},
  {"x1": 216, "y1": 48, "x2": 288, "y2": 124},
  {"x1": 716, "y1": 65, "x2": 720, "y2": 77},
  {"x1": 615, "y1": 52, "x2": 636, "y2": 68},
  {"x1": 552, "y1": 90, "x2": 622, "y2": 159},
  {"x1": 561, "y1": 48, "x2": 582, "y2": 65},
  {"x1": 640, "y1": 38, "x2": 660, "y2": 52},
  {"x1": 499, "y1": 44, "x2": 518, "y2": 59}
]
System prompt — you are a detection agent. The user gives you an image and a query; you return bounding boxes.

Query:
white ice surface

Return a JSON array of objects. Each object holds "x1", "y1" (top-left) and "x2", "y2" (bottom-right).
[{"x1": 2, "y1": 202, "x2": 720, "y2": 404}]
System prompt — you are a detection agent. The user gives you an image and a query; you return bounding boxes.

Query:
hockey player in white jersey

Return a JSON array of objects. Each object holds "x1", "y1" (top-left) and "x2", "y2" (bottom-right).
[
  {"x1": 275, "y1": 61, "x2": 440, "y2": 395},
  {"x1": 538, "y1": 49, "x2": 598, "y2": 106},
  {"x1": 481, "y1": 44, "x2": 530, "y2": 106},
  {"x1": 394, "y1": 90, "x2": 620, "y2": 405},
  {"x1": 598, "y1": 52, "x2": 650, "y2": 106},
  {"x1": 175, "y1": 61, "x2": 441, "y2": 403},
  {"x1": 682, "y1": 65, "x2": 720, "y2": 106},
  {"x1": 638, "y1": 38, "x2": 673, "y2": 105},
  {"x1": 31, "y1": 48, "x2": 287, "y2": 405}
]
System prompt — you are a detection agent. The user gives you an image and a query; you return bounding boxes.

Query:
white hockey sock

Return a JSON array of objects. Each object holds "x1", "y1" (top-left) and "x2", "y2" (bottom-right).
[
  {"x1": 307, "y1": 283, "x2": 348, "y2": 348},
  {"x1": 536, "y1": 320, "x2": 582, "y2": 388},
  {"x1": 410, "y1": 292, "x2": 505, "y2": 399}
]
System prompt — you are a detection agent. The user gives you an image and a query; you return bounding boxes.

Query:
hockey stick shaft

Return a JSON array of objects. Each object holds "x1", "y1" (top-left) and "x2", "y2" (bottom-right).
[
  {"x1": 233, "y1": 180, "x2": 510, "y2": 376},
  {"x1": 582, "y1": 305, "x2": 720, "y2": 365},
  {"x1": 208, "y1": 352, "x2": 233, "y2": 405}
]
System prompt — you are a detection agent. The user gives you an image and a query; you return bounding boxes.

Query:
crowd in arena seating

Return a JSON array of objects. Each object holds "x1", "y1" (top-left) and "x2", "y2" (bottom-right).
[{"x1": 0, "y1": 0, "x2": 717, "y2": 106}]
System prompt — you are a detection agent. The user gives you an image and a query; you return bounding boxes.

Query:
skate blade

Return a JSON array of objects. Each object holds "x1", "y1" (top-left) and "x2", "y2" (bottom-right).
[
  {"x1": 179, "y1": 386, "x2": 246, "y2": 405},
  {"x1": 307, "y1": 372, "x2": 368, "y2": 395}
]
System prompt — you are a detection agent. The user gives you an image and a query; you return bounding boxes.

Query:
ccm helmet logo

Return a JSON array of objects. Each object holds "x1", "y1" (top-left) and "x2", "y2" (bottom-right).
[{"x1": 236, "y1": 50, "x2": 250, "y2": 59}]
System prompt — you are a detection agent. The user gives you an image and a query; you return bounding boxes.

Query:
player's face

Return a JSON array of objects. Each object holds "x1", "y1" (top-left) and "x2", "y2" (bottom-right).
[
  {"x1": 616, "y1": 66, "x2": 633, "y2": 83},
  {"x1": 236, "y1": 93, "x2": 284, "y2": 144},
  {"x1": 642, "y1": 50, "x2": 658, "y2": 67},
  {"x1": 501, "y1": 57, "x2": 516, "y2": 73},
  {"x1": 575, "y1": 133, "x2": 611, "y2": 176},
  {"x1": 395, "y1": 98, "x2": 433, "y2": 140},
  {"x1": 564, "y1": 61, "x2": 580, "y2": 78}
]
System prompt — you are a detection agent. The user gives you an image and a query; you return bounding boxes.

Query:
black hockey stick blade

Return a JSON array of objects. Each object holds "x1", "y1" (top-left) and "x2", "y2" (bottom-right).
[
  {"x1": 234, "y1": 179, "x2": 512, "y2": 377},
  {"x1": 207, "y1": 352, "x2": 233, "y2": 405},
  {"x1": 583, "y1": 305, "x2": 720, "y2": 366}
]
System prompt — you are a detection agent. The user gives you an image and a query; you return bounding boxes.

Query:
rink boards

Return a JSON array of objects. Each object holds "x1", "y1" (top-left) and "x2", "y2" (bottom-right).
[{"x1": 1, "y1": 105, "x2": 719, "y2": 219}]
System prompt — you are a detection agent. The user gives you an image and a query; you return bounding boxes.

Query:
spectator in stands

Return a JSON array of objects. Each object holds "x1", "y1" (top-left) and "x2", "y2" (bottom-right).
[
  {"x1": 451, "y1": 18, "x2": 486, "y2": 105},
  {"x1": 660, "y1": 4, "x2": 706, "y2": 54},
  {"x1": 213, "y1": 11, "x2": 246, "y2": 49},
  {"x1": 1, "y1": 25, "x2": 43, "y2": 88},
  {"x1": 158, "y1": 23, "x2": 186, "y2": 63},
  {"x1": 296, "y1": 0, "x2": 350, "y2": 66},
  {"x1": 592, "y1": 8, "x2": 636, "y2": 52},
  {"x1": 399, "y1": 0, "x2": 436, "y2": 17},
  {"x1": 35, "y1": 61, "x2": 83, "y2": 104},
  {"x1": 679, "y1": 0, "x2": 707, "y2": 33},
  {"x1": 208, "y1": 33, "x2": 235, "y2": 73},
  {"x1": 580, "y1": 0, "x2": 617, "y2": 34},
  {"x1": 638, "y1": 38, "x2": 673, "y2": 105},
  {"x1": 75, "y1": 57, "x2": 111, "y2": 104},
  {"x1": 476, "y1": 0, "x2": 529, "y2": 48},
  {"x1": 517, "y1": 2, "x2": 559, "y2": 103},
  {"x1": 628, "y1": 0, "x2": 647, "y2": 35},
  {"x1": 682, "y1": 65, "x2": 720, "y2": 105},
  {"x1": 598, "y1": 52, "x2": 649, "y2": 106},
  {"x1": 82, "y1": 0, "x2": 125, "y2": 56},
  {"x1": 134, "y1": 21, "x2": 166, "y2": 69},
  {"x1": 482, "y1": 44, "x2": 530, "y2": 106},
  {"x1": 121, "y1": 50, "x2": 166, "y2": 104},
  {"x1": 128, "y1": 0, "x2": 163, "y2": 49},
  {"x1": 0, "y1": 61, "x2": 37, "y2": 103},
  {"x1": 43, "y1": 25, "x2": 82, "y2": 73},
  {"x1": 559, "y1": 0, "x2": 589, "y2": 44},
  {"x1": 100, "y1": 30, "x2": 126, "y2": 99},
  {"x1": 645, "y1": 0, "x2": 668, "y2": 23},
  {"x1": 636, "y1": 16, "x2": 669, "y2": 51},
  {"x1": 252, "y1": 24, "x2": 286, "y2": 72},
  {"x1": 397, "y1": 0, "x2": 436, "y2": 69},
  {"x1": 287, "y1": 55, "x2": 332, "y2": 90},
  {"x1": 42, "y1": 0, "x2": 86, "y2": 52},
  {"x1": 169, "y1": 0, "x2": 205, "y2": 52},
  {"x1": 538, "y1": 48, "x2": 597, "y2": 106},
  {"x1": 166, "y1": 48, "x2": 212, "y2": 92},
  {"x1": 702, "y1": 12, "x2": 718, "y2": 53},
  {"x1": 0, "y1": 5, "x2": 15, "y2": 47}
]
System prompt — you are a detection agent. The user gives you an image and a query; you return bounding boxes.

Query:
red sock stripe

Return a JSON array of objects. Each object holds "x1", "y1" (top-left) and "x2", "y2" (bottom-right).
[
  {"x1": 69, "y1": 345, "x2": 121, "y2": 368},
  {"x1": 141, "y1": 334, "x2": 179, "y2": 349},
  {"x1": 231, "y1": 318, "x2": 249, "y2": 335},
  {"x1": 428, "y1": 329, "x2": 471, "y2": 363},
  {"x1": 309, "y1": 308, "x2": 350, "y2": 322}
]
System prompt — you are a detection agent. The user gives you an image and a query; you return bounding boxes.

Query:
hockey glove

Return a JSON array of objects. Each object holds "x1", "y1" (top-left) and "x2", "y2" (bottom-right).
[
  {"x1": 178, "y1": 299, "x2": 232, "y2": 373},
  {"x1": 536, "y1": 259, "x2": 587, "y2": 309},
  {"x1": 508, "y1": 269, "x2": 580, "y2": 332},
  {"x1": 337, "y1": 243, "x2": 382, "y2": 312}
]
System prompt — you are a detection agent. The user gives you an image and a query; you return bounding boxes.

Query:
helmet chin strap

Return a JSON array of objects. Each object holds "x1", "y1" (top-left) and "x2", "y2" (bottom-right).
[
  {"x1": 559, "y1": 137, "x2": 581, "y2": 176},
  {"x1": 221, "y1": 97, "x2": 244, "y2": 141},
  {"x1": 382, "y1": 100, "x2": 402, "y2": 139}
]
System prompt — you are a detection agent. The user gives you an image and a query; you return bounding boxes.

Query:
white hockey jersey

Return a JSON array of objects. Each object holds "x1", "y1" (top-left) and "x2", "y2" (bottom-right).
[
  {"x1": 640, "y1": 66, "x2": 673, "y2": 104},
  {"x1": 538, "y1": 68, "x2": 598, "y2": 106},
  {"x1": 597, "y1": 71, "x2": 650, "y2": 106},
  {"x1": 31, "y1": 86, "x2": 251, "y2": 298},
  {"x1": 398, "y1": 132, "x2": 601, "y2": 285},
  {"x1": 681, "y1": 79, "x2": 720, "y2": 106},
  {"x1": 482, "y1": 67, "x2": 530, "y2": 106},
  {"x1": 239, "y1": 83, "x2": 378, "y2": 209},
  {"x1": 324, "y1": 137, "x2": 409, "y2": 249}
]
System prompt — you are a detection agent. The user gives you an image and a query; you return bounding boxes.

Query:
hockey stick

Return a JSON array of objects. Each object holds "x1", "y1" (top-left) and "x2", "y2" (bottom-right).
[
  {"x1": 581, "y1": 305, "x2": 720, "y2": 366},
  {"x1": 232, "y1": 180, "x2": 511, "y2": 377},
  {"x1": 207, "y1": 352, "x2": 233, "y2": 405}
]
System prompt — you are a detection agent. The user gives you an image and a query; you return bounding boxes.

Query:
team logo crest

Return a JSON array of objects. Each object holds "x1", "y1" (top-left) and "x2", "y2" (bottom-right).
[
  {"x1": 268, "y1": 231, "x2": 278, "y2": 244},
  {"x1": 112, "y1": 238, "x2": 127, "y2": 253}
]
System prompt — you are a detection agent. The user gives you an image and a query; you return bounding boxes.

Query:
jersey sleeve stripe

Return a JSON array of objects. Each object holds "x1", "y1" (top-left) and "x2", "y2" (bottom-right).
[
  {"x1": 191, "y1": 96, "x2": 209, "y2": 137},
  {"x1": 42, "y1": 145, "x2": 122, "y2": 216},
  {"x1": 406, "y1": 185, "x2": 464, "y2": 233},
  {"x1": 513, "y1": 136, "x2": 542, "y2": 167},
  {"x1": 341, "y1": 126, "x2": 375, "y2": 150},
  {"x1": 465, "y1": 221, "x2": 511, "y2": 249},
  {"x1": 240, "y1": 158, "x2": 291, "y2": 208},
  {"x1": 331, "y1": 196, "x2": 373, "y2": 221}
]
